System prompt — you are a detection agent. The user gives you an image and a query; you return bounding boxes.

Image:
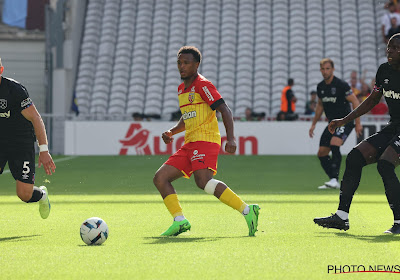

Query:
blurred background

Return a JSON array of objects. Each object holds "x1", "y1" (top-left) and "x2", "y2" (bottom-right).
[{"x1": 0, "y1": 0, "x2": 393, "y2": 155}]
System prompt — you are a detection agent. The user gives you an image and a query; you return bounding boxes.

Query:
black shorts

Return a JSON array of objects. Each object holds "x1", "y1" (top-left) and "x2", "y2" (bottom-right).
[
  {"x1": 364, "y1": 123, "x2": 400, "y2": 158},
  {"x1": 0, "y1": 147, "x2": 36, "y2": 184},
  {"x1": 320, "y1": 122, "x2": 355, "y2": 147}
]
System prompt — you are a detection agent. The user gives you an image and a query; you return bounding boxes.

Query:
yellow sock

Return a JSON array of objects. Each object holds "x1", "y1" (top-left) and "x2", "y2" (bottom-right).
[
  {"x1": 163, "y1": 194, "x2": 183, "y2": 218},
  {"x1": 219, "y1": 187, "x2": 247, "y2": 213}
]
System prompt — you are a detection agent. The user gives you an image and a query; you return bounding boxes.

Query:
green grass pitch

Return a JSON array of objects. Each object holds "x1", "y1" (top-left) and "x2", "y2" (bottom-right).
[{"x1": 1, "y1": 155, "x2": 400, "y2": 279}]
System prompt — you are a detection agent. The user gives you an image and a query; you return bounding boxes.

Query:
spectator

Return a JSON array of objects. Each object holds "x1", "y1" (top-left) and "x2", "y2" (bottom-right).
[
  {"x1": 387, "y1": 16, "x2": 400, "y2": 40},
  {"x1": 305, "y1": 90, "x2": 317, "y2": 115},
  {"x1": 241, "y1": 107, "x2": 266, "y2": 121},
  {"x1": 371, "y1": 97, "x2": 389, "y2": 115},
  {"x1": 277, "y1": 78, "x2": 298, "y2": 121},
  {"x1": 381, "y1": 1, "x2": 400, "y2": 44},
  {"x1": 348, "y1": 70, "x2": 361, "y2": 96},
  {"x1": 132, "y1": 112, "x2": 144, "y2": 121},
  {"x1": 357, "y1": 82, "x2": 371, "y2": 104}
]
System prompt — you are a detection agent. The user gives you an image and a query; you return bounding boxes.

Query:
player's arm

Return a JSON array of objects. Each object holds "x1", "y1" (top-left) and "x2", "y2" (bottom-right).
[
  {"x1": 21, "y1": 104, "x2": 56, "y2": 175},
  {"x1": 216, "y1": 102, "x2": 236, "y2": 154},
  {"x1": 328, "y1": 88, "x2": 382, "y2": 134},
  {"x1": 162, "y1": 116, "x2": 185, "y2": 144},
  {"x1": 345, "y1": 93, "x2": 363, "y2": 137},
  {"x1": 309, "y1": 98, "x2": 324, "y2": 138}
]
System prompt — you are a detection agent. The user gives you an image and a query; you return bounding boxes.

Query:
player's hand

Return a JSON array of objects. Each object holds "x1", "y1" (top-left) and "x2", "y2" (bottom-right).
[
  {"x1": 355, "y1": 123, "x2": 363, "y2": 137},
  {"x1": 328, "y1": 119, "x2": 345, "y2": 134},
  {"x1": 162, "y1": 130, "x2": 173, "y2": 144},
  {"x1": 309, "y1": 124, "x2": 315, "y2": 138},
  {"x1": 38, "y1": 152, "x2": 56, "y2": 175},
  {"x1": 225, "y1": 139, "x2": 237, "y2": 154}
]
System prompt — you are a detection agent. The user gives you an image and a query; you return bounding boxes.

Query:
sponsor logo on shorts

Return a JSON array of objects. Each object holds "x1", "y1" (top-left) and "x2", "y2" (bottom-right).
[
  {"x1": 0, "y1": 99, "x2": 7, "y2": 109},
  {"x1": 0, "y1": 110, "x2": 10, "y2": 118},
  {"x1": 182, "y1": 110, "x2": 196, "y2": 120},
  {"x1": 191, "y1": 150, "x2": 206, "y2": 161},
  {"x1": 383, "y1": 88, "x2": 400, "y2": 99}
]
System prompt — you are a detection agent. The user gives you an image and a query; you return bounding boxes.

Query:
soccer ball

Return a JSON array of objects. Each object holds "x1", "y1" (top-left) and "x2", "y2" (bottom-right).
[{"x1": 80, "y1": 217, "x2": 109, "y2": 245}]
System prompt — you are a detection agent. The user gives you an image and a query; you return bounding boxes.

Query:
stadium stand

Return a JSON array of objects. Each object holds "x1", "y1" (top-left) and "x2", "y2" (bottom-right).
[{"x1": 74, "y1": 0, "x2": 387, "y2": 119}]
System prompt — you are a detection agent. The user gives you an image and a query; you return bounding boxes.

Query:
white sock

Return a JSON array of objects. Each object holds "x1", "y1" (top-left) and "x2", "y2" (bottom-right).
[
  {"x1": 242, "y1": 205, "x2": 250, "y2": 216},
  {"x1": 394, "y1": 220, "x2": 400, "y2": 224},
  {"x1": 174, "y1": 215, "x2": 185, "y2": 222},
  {"x1": 39, "y1": 189, "x2": 47, "y2": 201},
  {"x1": 336, "y1": 210, "x2": 348, "y2": 220}
]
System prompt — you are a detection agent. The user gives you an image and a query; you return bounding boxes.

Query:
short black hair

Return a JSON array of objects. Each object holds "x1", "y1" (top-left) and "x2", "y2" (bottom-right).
[
  {"x1": 288, "y1": 78, "x2": 294, "y2": 86},
  {"x1": 310, "y1": 90, "x2": 317, "y2": 95},
  {"x1": 177, "y1": 46, "x2": 202, "y2": 63}
]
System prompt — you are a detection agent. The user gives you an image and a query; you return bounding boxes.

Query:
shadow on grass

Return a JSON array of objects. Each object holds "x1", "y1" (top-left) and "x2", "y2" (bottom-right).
[
  {"x1": 0, "y1": 235, "x2": 41, "y2": 242},
  {"x1": 0, "y1": 199, "x2": 390, "y2": 205},
  {"x1": 143, "y1": 236, "x2": 247, "y2": 244},
  {"x1": 315, "y1": 231, "x2": 400, "y2": 243}
]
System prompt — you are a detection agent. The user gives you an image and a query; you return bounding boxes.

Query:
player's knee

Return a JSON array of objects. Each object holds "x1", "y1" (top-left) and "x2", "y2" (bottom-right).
[
  {"x1": 194, "y1": 176, "x2": 210, "y2": 190},
  {"x1": 377, "y1": 159, "x2": 395, "y2": 178},
  {"x1": 16, "y1": 188, "x2": 32, "y2": 202},
  {"x1": 317, "y1": 149, "x2": 329, "y2": 157},
  {"x1": 153, "y1": 171, "x2": 164, "y2": 188},
  {"x1": 346, "y1": 148, "x2": 366, "y2": 169}
]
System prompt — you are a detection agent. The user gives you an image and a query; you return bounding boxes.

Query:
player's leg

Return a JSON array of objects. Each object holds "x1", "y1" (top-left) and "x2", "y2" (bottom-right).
[
  {"x1": 9, "y1": 150, "x2": 50, "y2": 219},
  {"x1": 317, "y1": 126, "x2": 334, "y2": 189},
  {"x1": 193, "y1": 169, "x2": 260, "y2": 236},
  {"x1": 326, "y1": 123, "x2": 355, "y2": 189},
  {"x1": 325, "y1": 136, "x2": 344, "y2": 189},
  {"x1": 377, "y1": 143, "x2": 400, "y2": 234},
  {"x1": 154, "y1": 151, "x2": 191, "y2": 236},
  {"x1": 191, "y1": 141, "x2": 260, "y2": 236},
  {"x1": 314, "y1": 138, "x2": 379, "y2": 230}
]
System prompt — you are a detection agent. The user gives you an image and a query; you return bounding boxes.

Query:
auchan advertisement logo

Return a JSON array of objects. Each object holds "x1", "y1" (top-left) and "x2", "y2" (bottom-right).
[{"x1": 119, "y1": 123, "x2": 258, "y2": 155}]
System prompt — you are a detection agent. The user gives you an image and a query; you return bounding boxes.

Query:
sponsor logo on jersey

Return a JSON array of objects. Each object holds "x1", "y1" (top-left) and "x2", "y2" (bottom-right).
[
  {"x1": 178, "y1": 89, "x2": 182, "y2": 94},
  {"x1": 331, "y1": 88, "x2": 336, "y2": 95},
  {"x1": 191, "y1": 86, "x2": 195, "y2": 92},
  {"x1": 202, "y1": 86, "x2": 214, "y2": 101},
  {"x1": 0, "y1": 99, "x2": 7, "y2": 109},
  {"x1": 188, "y1": 92, "x2": 195, "y2": 103},
  {"x1": 383, "y1": 88, "x2": 400, "y2": 99},
  {"x1": 21, "y1": 98, "x2": 32, "y2": 108},
  {"x1": 384, "y1": 79, "x2": 389, "y2": 84},
  {"x1": 322, "y1": 96, "x2": 337, "y2": 103},
  {"x1": 182, "y1": 110, "x2": 197, "y2": 120},
  {"x1": 0, "y1": 110, "x2": 10, "y2": 118}
]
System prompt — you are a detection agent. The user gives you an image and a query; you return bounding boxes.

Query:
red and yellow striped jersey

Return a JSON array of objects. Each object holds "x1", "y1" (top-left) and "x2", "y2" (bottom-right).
[{"x1": 177, "y1": 74, "x2": 224, "y2": 145}]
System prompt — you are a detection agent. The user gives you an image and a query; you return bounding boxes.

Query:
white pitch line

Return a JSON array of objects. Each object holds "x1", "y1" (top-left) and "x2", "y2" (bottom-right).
[{"x1": 2, "y1": 156, "x2": 79, "y2": 174}]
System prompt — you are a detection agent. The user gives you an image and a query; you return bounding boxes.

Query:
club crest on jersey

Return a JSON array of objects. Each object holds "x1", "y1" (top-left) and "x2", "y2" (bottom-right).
[
  {"x1": 331, "y1": 88, "x2": 336, "y2": 95},
  {"x1": 188, "y1": 92, "x2": 195, "y2": 103},
  {"x1": 0, "y1": 99, "x2": 7, "y2": 109}
]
